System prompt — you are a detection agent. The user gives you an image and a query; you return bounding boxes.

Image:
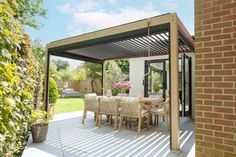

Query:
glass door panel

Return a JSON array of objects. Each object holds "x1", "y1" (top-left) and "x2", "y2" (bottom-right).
[
  {"x1": 144, "y1": 60, "x2": 167, "y2": 98},
  {"x1": 149, "y1": 63, "x2": 164, "y2": 96},
  {"x1": 184, "y1": 56, "x2": 191, "y2": 116}
]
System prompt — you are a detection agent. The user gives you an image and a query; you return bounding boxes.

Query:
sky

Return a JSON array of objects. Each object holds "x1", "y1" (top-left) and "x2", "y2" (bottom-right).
[{"x1": 26, "y1": 0, "x2": 194, "y2": 69}]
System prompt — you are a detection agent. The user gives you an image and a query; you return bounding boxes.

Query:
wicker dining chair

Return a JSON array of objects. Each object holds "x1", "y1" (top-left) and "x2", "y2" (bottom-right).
[
  {"x1": 82, "y1": 96, "x2": 99, "y2": 126},
  {"x1": 98, "y1": 97, "x2": 120, "y2": 129},
  {"x1": 119, "y1": 99, "x2": 147, "y2": 133},
  {"x1": 150, "y1": 97, "x2": 169, "y2": 129}
]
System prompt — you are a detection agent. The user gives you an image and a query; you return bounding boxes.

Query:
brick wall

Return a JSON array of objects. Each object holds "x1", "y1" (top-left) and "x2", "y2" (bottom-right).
[{"x1": 195, "y1": 0, "x2": 236, "y2": 156}]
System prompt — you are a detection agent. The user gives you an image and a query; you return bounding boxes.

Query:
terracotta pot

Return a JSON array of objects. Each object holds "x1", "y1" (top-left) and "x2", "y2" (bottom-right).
[{"x1": 31, "y1": 125, "x2": 48, "y2": 143}]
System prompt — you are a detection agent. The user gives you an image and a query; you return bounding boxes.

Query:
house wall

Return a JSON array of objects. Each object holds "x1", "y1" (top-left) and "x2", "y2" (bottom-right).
[{"x1": 195, "y1": 0, "x2": 236, "y2": 156}]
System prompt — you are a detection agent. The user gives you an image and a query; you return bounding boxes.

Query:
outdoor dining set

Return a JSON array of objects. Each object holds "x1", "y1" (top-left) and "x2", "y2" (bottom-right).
[{"x1": 82, "y1": 92, "x2": 170, "y2": 133}]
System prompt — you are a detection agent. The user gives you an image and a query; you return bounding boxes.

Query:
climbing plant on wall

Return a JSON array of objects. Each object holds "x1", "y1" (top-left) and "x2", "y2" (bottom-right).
[{"x1": 0, "y1": 1, "x2": 41, "y2": 156}]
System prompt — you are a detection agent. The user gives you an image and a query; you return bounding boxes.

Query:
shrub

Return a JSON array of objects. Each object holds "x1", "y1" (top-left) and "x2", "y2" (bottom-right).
[{"x1": 49, "y1": 77, "x2": 59, "y2": 105}]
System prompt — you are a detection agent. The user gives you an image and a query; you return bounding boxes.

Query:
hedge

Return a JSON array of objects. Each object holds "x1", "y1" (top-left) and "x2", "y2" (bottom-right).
[{"x1": 0, "y1": 1, "x2": 41, "y2": 156}]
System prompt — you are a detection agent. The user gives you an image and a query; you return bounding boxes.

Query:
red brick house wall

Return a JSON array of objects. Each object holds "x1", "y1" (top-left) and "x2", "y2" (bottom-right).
[{"x1": 195, "y1": 0, "x2": 236, "y2": 156}]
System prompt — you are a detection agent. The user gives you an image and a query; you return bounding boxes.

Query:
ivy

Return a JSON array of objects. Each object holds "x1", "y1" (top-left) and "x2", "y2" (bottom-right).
[{"x1": 0, "y1": 0, "x2": 41, "y2": 156}]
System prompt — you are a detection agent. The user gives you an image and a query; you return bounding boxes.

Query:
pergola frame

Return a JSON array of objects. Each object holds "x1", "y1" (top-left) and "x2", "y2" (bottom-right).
[{"x1": 44, "y1": 13, "x2": 194, "y2": 152}]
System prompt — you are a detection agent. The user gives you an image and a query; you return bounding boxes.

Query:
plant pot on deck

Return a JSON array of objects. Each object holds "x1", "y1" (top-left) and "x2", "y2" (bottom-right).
[{"x1": 31, "y1": 124, "x2": 48, "y2": 143}]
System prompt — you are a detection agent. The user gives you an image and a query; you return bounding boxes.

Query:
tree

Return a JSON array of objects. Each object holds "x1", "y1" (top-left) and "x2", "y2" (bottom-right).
[
  {"x1": 11, "y1": 0, "x2": 47, "y2": 29},
  {"x1": 72, "y1": 68, "x2": 87, "y2": 81},
  {"x1": 59, "y1": 69, "x2": 72, "y2": 82},
  {"x1": 52, "y1": 60, "x2": 70, "y2": 71},
  {"x1": 84, "y1": 62, "x2": 102, "y2": 93},
  {"x1": 115, "y1": 59, "x2": 129, "y2": 75}
]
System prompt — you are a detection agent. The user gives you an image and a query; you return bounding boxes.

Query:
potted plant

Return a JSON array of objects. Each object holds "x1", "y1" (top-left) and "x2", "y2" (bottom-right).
[{"x1": 31, "y1": 109, "x2": 49, "y2": 143}]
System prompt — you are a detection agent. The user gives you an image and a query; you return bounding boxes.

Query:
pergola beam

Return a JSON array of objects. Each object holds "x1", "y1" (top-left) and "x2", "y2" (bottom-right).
[
  {"x1": 47, "y1": 14, "x2": 172, "y2": 49},
  {"x1": 50, "y1": 51, "x2": 103, "y2": 64}
]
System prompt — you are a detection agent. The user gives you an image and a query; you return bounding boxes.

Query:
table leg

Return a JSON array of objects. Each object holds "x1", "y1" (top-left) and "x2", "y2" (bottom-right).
[
  {"x1": 147, "y1": 105, "x2": 150, "y2": 129},
  {"x1": 106, "y1": 115, "x2": 110, "y2": 122}
]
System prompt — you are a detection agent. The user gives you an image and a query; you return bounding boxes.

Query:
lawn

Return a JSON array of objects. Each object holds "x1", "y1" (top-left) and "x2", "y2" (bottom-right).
[{"x1": 54, "y1": 98, "x2": 84, "y2": 114}]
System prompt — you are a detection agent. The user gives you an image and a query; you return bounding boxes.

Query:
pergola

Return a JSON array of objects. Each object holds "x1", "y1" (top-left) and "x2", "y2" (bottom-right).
[{"x1": 44, "y1": 13, "x2": 194, "y2": 152}]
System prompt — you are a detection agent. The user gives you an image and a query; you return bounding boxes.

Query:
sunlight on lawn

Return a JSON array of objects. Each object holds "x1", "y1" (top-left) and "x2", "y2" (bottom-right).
[{"x1": 54, "y1": 98, "x2": 84, "y2": 114}]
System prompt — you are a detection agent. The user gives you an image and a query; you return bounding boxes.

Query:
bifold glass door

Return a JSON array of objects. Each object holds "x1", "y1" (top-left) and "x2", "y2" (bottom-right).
[
  {"x1": 144, "y1": 60, "x2": 166, "y2": 99},
  {"x1": 182, "y1": 54, "x2": 192, "y2": 116},
  {"x1": 144, "y1": 56, "x2": 192, "y2": 117}
]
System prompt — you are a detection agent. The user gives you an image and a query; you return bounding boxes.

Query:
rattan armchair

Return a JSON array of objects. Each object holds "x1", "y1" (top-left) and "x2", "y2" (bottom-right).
[
  {"x1": 150, "y1": 98, "x2": 169, "y2": 129},
  {"x1": 98, "y1": 97, "x2": 120, "y2": 129},
  {"x1": 119, "y1": 99, "x2": 147, "y2": 133},
  {"x1": 82, "y1": 96, "x2": 99, "y2": 126}
]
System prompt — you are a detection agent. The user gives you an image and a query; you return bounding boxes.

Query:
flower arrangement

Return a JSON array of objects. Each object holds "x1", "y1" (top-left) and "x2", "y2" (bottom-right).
[{"x1": 114, "y1": 81, "x2": 133, "y2": 93}]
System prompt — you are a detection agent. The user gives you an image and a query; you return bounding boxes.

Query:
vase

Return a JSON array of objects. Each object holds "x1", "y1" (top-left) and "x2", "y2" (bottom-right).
[{"x1": 118, "y1": 89, "x2": 127, "y2": 97}]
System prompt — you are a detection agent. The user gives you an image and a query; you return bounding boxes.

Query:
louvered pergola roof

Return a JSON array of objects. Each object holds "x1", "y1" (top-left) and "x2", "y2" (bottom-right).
[{"x1": 47, "y1": 13, "x2": 194, "y2": 63}]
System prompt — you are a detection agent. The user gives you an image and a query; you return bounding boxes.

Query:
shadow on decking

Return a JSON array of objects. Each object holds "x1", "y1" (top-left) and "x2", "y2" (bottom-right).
[{"x1": 23, "y1": 112, "x2": 195, "y2": 157}]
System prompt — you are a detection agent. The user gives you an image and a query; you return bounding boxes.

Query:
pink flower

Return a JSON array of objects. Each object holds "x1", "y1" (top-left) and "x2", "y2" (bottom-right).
[{"x1": 113, "y1": 81, "x2": 133, "y2": 90}]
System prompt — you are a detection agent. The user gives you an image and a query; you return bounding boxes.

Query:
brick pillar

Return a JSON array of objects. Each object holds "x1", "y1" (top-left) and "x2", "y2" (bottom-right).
[{"x1": 195, "y1": 0, "x2": 236, "y2": 156}]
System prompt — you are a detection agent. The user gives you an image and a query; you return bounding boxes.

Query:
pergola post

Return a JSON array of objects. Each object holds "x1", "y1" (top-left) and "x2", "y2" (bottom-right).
[
  {"x1": 181, "y1": 54, "x2": 185, "y2": 117},
  {"x1": 44, "y1": 47, "x2": 50, "y2": 112},
  {"x1": 169, "y1": 14, "x2": 180, "y2": 152}
]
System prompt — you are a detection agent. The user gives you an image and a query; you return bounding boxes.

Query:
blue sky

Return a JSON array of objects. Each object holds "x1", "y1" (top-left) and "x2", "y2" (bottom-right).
[{"x1": 26, "y1": 0, "x2": 194, "y2": 69}]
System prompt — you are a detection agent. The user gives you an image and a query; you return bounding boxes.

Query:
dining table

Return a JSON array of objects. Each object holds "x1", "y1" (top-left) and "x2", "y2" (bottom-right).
[{"x1": 97, "y1": 95, "x2": 163, "y2": 128}]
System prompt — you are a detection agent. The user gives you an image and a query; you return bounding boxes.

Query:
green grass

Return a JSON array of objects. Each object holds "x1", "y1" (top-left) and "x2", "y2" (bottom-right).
[{"x1": 54, "y1": 98, "x2": 84, "y2": 114}]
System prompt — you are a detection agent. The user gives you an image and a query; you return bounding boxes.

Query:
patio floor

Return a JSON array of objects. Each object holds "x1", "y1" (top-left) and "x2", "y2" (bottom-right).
[{"x1": 23, "y1": 112, "x2": 195, "y2": 157}]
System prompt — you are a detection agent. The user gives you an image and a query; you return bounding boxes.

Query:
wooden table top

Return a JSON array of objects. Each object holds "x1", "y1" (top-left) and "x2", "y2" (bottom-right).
[{"x1": 97, "y1": 96, "x2": 163, "y2": 105}]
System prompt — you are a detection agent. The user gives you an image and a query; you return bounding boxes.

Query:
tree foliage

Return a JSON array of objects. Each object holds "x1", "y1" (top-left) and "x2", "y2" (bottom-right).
[
  {"x1": 72, "y1": 67, "x2": 87, "y2": 81},
  {"x1": 59, "y1": 69, "x2": 72, "y2": 81},
  {"x1": 84, "y1": 62, "x2": 102, "y2": 92},
  {"x1": 150, "y1": 69, "x2": 163, "y2": 94},
  {"x1": 0, "y1": 1, "x2": 42, "y2": 155},
  {"x1": 11, "y1": 0, "x2": 47, "y2": 29},
  {"x1": 115, "y1": 59, "x2": 129, "y2": 75},
  {"x1": 84, "y1": 62, "x2": 102, "y2": 79},
  {"x1": 52, "y1": 59, "x2": 70, "y2": 71}
]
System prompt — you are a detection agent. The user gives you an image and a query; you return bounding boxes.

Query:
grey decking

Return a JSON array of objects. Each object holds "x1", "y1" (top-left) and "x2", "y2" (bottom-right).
[{"x1": 23, "y1": 112, "x2": 195, "y2": 157}]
